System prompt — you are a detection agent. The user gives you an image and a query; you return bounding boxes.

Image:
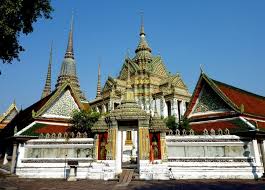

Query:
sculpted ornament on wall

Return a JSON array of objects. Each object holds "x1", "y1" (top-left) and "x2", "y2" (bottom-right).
[
  {"x1": 44, "y1": 90, "x2": 79, "y2": 117},
  {"x1": 193, "y1": 85, "x2": 229, "y2": 114}
]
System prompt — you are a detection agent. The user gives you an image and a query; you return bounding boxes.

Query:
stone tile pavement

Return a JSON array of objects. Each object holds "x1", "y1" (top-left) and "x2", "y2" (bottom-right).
[{"x1": 0, "y1": 178, "x2": 265, "y2": 190}]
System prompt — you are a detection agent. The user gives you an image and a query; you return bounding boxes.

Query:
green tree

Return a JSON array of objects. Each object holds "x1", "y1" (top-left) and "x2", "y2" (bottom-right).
[
  {"x1": 166, "y1": 116, "x2": 178, "y2": 131},
  {"x1": 70, "y1": 110, "x2": 100, "y2": 137},
  {"x1": 178, "y1": 116, "x2": 191, "y2": 131},
  {"x1": 0, "y1": 0, "x2": 53, "y2": 64}
]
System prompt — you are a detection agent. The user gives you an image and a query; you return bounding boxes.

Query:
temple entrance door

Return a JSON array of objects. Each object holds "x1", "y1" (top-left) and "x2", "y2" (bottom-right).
[{"x1": 117, "y1": 120, "x2": 138, "y2": 172}]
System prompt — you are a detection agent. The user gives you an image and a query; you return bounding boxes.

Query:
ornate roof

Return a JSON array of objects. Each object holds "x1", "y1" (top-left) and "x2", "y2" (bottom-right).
[
  {"x1": 109, "y1": 101, "x2": 150, "y2": 120},
  {"x1": 91, "y1": 116, "x2": 108, "y2": 133},
  {"x1": 149, "y1": 108, "x2": 168, "y2": 132},
  {"x1": 0, "y1": 82, "x2": 86, "y2": 139},
  {"x1": 186, "y1": 72, "x2": 265, "y2": 120},
  {"x1": 109, "y1": 66, "x2": 150, "y2": 120},
  {"x1": 0, "y1": 102, "x2": 18, "y2": 129}
]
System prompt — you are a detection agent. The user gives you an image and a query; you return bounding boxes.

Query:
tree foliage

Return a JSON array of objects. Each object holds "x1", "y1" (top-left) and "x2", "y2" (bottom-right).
[
  {"x1": 178, "y1": 116, "x2": 191, "y2": 131},
  {"x1": 0, "y1": 0, "x2": 53, "y2": 63},
  {"x1": 165, "y1": 116, "x2": 178, "y2": 131},
  {"x1": 166, "y1": 115, "x2": 191, "y2": 134},
  {"x1": 70, "y1": 110, "x2": 100, "y2": 137}
]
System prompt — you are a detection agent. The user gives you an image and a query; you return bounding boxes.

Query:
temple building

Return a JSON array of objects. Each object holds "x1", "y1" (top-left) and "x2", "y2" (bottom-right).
[
  {"x1": 1, "y1": 16, "x2": 265, "y2": 181},
  {"x1": 89, "y1": 19, "x2": 191, "y2": 121},
  {"x1": 9, "y1": 69, "x2": 265, "y2": 180},
  {"x1": 0, "y1": 17, "x2": 89, "y2": 171}
]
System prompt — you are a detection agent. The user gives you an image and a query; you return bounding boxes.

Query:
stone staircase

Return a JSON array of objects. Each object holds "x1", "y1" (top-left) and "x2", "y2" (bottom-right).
[{"x1": 116, "y1": 169, "x2": 134, "y2": 186}]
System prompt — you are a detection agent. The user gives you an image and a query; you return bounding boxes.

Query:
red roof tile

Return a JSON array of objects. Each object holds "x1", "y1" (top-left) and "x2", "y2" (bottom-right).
[{"x1": 214, "y1": 80, "x2": 265, "y2": 118}]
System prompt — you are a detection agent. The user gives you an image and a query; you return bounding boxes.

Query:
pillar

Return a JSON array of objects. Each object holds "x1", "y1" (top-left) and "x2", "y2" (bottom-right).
[
  {"x1": 160, "y1": 132, "x2": 168, "y2": 161},
  {"x1": 10, "y1": 142, "x2": 18, "y2": 174},
  {"x1": 138, "y1": 120, "x2": 150, "y2": 160},
  {"x1": 260, "y1": 140, "x2": 265, "y2": 176},
  {"x1": 94, "y1": 134, "x2": 99, "y2": 160},
  {"x1": 253, "y1": 139, "x2": 261, "y2": 166},
  {"x1": 106, "y1": 120, "x2": 117, "y2": 160},
  {"x1": 172, "y1": 98, "x2": 178, "y2": 119},
  {"x1": 160, "y1": 97, "x2": 167, "y2": 118}
]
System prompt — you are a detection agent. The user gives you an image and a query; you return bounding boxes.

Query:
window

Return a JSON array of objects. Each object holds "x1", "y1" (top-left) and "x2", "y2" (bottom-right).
[{"x1": 166, "y1": 101, "x2": 171, "y2": 116}]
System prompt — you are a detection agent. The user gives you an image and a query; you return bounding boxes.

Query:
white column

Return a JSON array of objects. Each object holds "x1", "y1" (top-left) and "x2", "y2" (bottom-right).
[
  {"x1": 260, "y1": 140, "x2": 265, "y2": 174},
  {"x1": 172, "y1": 98, "x2": 178, "y2": 118},
  {"x1": 154, "y1": 98, "x2": 161, "y2": 116},
  {"x1": 115, "y1": 130, "x2": 122, "y2": 173},
  {"x1": 160, "y1": 97, "x2": 167, "y2": 117},
  {"x1": 253, "y1": 139, "x2": 262, "y2": 166},
  {"x1": 16, "y1": 143, "x2": 25, "y2": 167},
  {"x1": 11, "y1": 142, "x2": 18, "y2": 174}
]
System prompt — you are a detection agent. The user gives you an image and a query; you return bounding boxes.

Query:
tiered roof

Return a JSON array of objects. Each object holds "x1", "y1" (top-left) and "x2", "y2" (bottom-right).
[
  {"x1": 0, "y1": 102, "x2": 18, "y2": 130},
  {"x1": 186, "y1": 72, "x2": 265, "y2": 135},
  {"x1": 1, "y1": 82, "x2": 88, "y2": 138}
]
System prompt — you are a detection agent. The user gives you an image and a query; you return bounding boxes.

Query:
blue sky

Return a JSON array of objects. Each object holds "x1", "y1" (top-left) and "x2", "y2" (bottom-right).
[{"x1": 1, "y1": 0, "x2": 265, "y2": 113}]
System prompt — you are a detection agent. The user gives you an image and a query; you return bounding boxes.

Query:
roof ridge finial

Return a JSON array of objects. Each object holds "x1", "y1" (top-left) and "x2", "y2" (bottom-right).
[
  {"x1": 140, "y1": 11, "x2": 145, "y2": 36},
  {"x1": 41, "y1": 42, "x2": 52, "y2": 99},
  {"x1": 200, "y1": 64, "x2": 205, "y2": 74},
  {"x1": 96, "y1": 58, "x2": 101, "y2": 99},
  {"x1": 64, "y1": 13, "x2": 74, "y2": 59}
]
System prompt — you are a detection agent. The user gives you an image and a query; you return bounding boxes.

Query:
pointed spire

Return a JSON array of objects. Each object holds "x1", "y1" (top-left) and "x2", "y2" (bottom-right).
[
  {"x1": 140, "y1": 12, "x2": 145, "y2": 36},
  {"x1": 96, "y1": 63, "x2": 101, "y2": 98},
  {"x1": 64, "y1": 14, "x2": 74, "y2": 59},
  {"x1": 41, "y1": 42, "x2": 52, "y2": 99},
  {"x1": 56, "y1": 15, "x2": 86, "y2": 101},
  {"x1": 134, "y1": 13, "x2": 152, "y2": 61}
]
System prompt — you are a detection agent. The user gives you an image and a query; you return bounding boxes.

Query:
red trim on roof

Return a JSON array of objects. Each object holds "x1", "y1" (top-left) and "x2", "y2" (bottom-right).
[
  {"x1": 185, "y1": 76, "x2": 204, "y2": 117},
  {"x1": 35, "y1": 125, "x2": 69, "y2": 134}
]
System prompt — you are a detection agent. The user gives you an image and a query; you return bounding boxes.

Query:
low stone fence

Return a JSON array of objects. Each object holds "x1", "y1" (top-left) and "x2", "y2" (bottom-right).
[
  {"x1": 166, "y1": 128, "x2": 230, "y2": 136},
  {"x1": 15, "y1": 138, "x2": 116, "y2": 180},
  {"x1": 38, "y1": 132, "x2": 88, "y2": 139},
  {"x1": 165, "y1": 133, "x2": 264, "y2": 179}
]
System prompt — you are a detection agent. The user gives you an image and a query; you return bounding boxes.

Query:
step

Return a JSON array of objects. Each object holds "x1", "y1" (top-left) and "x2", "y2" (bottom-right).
[{"x1": 118, "y1": 169, "x2": 134, "y2": 186}]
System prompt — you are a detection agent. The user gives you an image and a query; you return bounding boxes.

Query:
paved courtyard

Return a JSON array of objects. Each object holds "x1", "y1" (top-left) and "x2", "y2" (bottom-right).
[{"x1": 0, "y1": 177, "x2": 265, "y2": 190}]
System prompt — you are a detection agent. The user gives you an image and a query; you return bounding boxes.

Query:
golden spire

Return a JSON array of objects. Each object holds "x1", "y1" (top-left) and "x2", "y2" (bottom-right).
[
  {"x1": 41, "y1": 42, "x2": 52, "y2": 99},
  {"x1": 96, "y1": 63, "x2": 101, "y2": 98}
]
